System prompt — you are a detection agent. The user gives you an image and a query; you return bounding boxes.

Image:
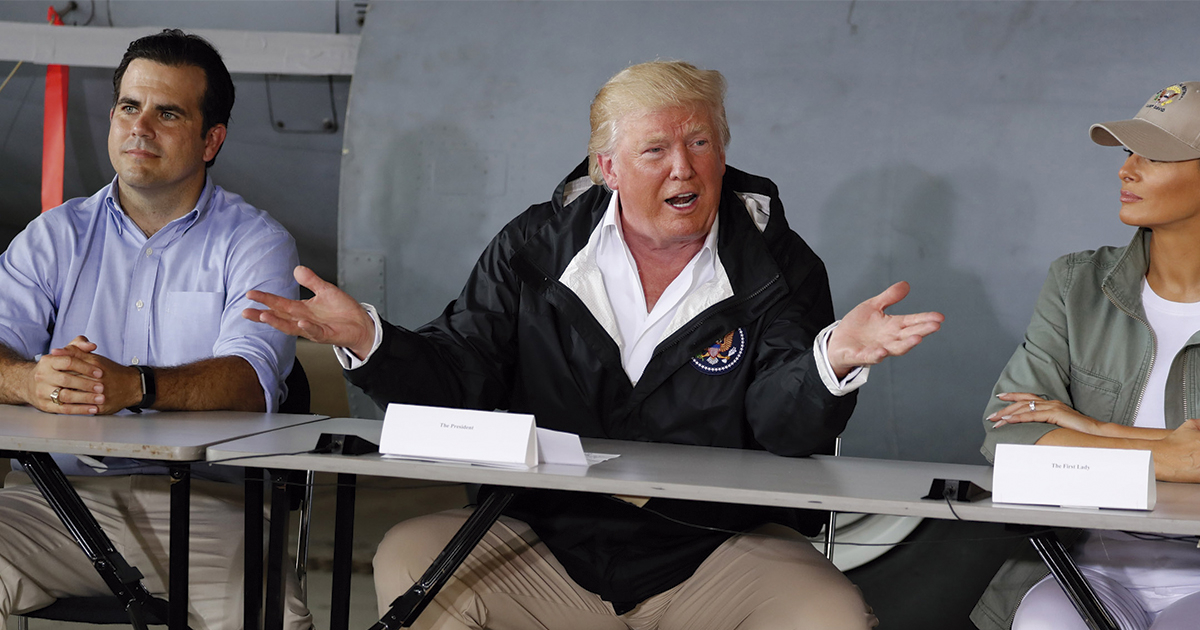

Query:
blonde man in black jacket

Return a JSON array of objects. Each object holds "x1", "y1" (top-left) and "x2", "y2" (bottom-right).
[{"x1": 246, "y1": 60, "x2": 941, "y2": 630}]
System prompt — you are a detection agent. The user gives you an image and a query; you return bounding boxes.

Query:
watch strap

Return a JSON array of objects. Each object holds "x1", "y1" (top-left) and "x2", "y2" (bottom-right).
[{"x1": 127, "y1": 365, "x2": 156, "y2": 413}]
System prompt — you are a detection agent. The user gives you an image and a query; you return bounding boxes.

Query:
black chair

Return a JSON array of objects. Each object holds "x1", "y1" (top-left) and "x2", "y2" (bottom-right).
[
  {"x1": 16, "y1": 358, "x2": 313, "y2": 629},
  {"x1": 279, "y1": 358, "x2": 311, "y2": 414}
]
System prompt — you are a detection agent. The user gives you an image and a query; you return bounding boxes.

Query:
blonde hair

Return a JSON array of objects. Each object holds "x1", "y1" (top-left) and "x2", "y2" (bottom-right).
[{"x1": 588, "y1": 60, "x2": 730, "y2": 185}]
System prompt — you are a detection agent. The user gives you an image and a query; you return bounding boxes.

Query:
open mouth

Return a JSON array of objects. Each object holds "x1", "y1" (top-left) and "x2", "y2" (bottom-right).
[{"x1": 666, "y1": 193, "x2": 698, "y2": 209}]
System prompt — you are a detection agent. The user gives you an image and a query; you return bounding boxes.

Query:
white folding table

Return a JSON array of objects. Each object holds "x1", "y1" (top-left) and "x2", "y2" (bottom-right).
[{"x1": 209, "y1": 417, "x2": 1200, "y2": 630}]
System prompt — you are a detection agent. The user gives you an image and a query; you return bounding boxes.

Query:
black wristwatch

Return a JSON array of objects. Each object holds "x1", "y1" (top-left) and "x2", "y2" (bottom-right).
[{"x1": 127, "y1": 365, "x2": 156, "y2": 413}]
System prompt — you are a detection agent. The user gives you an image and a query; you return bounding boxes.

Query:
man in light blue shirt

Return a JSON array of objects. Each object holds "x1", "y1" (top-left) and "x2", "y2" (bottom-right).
[
  {"x1": 0, "y1": 50, "x2": 295, "y2": 416},
  {"x1": 0, "y1": 30, "x2": 308, "y2": 630}
]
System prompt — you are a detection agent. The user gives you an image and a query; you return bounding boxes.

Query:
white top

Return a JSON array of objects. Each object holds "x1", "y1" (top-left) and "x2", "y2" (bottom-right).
[
  {"x1": 1132, "y1": 279, "x2": 1200, "y2": 429},
  {"x1": 1074, "y1": 280, "x2": 1200, "y2": 597}
]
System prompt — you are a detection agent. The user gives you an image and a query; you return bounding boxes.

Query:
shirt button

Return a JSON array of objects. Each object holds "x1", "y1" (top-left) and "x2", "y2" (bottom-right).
[
  {"x1": 145, "y1": 248, "x2": 153, "y2": 256},
  {"x1": 136, "y1": 300, "x2": 144, "y2": 310},
  {"x1": 131, "y1": 356, "x2": 140, "y2": 365}
]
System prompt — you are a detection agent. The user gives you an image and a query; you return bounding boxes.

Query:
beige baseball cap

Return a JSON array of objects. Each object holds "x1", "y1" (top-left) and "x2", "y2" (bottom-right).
[{"x1": 1090, "y1": 82, "x2": 1200, "y2": 162}]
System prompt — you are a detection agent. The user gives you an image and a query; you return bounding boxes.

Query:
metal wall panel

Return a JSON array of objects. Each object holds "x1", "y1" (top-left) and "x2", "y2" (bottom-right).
[{"x1": 340, "y1": 1, "x2": 1197, "y2": 460}]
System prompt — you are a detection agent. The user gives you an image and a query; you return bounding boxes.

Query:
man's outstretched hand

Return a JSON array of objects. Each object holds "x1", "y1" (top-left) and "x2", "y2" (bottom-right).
[
  {"x1": 826, "y1": 281, "x2": 943, "y2": 379},
  {"x1": 243, "y1": 266, "x2": 376, "y2": 360}
]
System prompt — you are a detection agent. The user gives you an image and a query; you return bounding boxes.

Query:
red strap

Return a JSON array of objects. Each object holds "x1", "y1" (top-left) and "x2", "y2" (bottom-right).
[{"x1": 41, "y1": 6, "x2": 68, "y2": 213}]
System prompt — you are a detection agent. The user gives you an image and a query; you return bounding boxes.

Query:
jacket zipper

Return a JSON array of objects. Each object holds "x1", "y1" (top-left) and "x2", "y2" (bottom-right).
[
  {"x1": 1184, "y1": 354, "x2": 1189, "y2": 421},
  {"x1": 1102, "y1": 286, "x2": 1156, "y2": 424},
  {"x1": 651, "y1": 273, "x2": 782, "y2": 358}
]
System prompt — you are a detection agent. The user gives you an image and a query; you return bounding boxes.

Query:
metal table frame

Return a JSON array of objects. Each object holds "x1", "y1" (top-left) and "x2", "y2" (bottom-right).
[
  {"x1": 0, "y1": 405, "x2": 325, "y2": 630},
  {"x1": 0, "y1": 450, "x2": 186, "y2": 630}
]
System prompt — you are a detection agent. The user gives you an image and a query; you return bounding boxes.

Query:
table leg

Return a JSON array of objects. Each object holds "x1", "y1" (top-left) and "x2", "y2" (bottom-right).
[
  {"x1": 245, "y1": 468, "x2": 264, "y2": 630},
  {"x1": 11, "y1": 451, "x2": 166, "y2": 630},
  {"x1": 1028, "y1": 531, "x2": 1119, "y2": 630},
  {"x1": 295, "y1": 470, "x2": 316, "y2": 595},
  {"x1": 823, "y1": 510, "x2": 838, "y2": 561},
  {"x1": 266, "y1": 470, "x2": 290, "y2": 630},
  {"x1": 331, "y1": 473, "x2": 356, "y2": 630},
  {"x1": 258, "y1": 471, "x2": 352, "y2": 630},
  {"x1": 370, "y1": 487, "x2": 515, "y2": 630},
  {"x1": 168, "y1": 465, "x2": 191, "y2": 630}
]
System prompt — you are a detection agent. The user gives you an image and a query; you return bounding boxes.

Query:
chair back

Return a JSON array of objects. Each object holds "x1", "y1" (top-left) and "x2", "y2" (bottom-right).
[{"x1": 279, "y1": 358, "x2": 311, "y2": 414}]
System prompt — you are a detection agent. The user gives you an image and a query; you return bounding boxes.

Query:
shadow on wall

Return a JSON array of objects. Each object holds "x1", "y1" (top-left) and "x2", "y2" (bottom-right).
[
  {"x1": 359, "y1": 123, "x2": 498, "y2": 328},
  {"x1": 820, "y1": 165, "x2": 1022, "y2": 465},
  {"x1": 340, "y1": 122, "x2": 498, "y2": 417}
]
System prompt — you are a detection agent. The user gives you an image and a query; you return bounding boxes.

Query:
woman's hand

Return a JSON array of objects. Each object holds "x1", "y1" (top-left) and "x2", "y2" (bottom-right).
[
  {"x1": 987, "y1": 392, "x2": 1105, "y2": 435},
  {"x1": 1151, "y1": 419, "x2": 1200, "y2": 483},
  {"x1": 988, "y1": 394, "x2": 1200, "y2": 482}
]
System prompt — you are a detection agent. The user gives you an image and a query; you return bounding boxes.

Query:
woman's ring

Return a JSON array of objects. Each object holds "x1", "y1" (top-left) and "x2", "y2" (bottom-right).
[
  {"x1": 1028, "y1": 401, "x2": 1036, "y2": 412},
  {"x1": 50, "y1": 387, "x2": 63, "y2": 405}
]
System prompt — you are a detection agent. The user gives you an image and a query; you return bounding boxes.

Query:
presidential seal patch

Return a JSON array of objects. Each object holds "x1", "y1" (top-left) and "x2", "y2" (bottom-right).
[
  {"x1": 1147, "y1": 84, "x2": 1187, "y2": 113},
  {"x1": 691, "y1": 328, "x2": 746, "y2": 375}
]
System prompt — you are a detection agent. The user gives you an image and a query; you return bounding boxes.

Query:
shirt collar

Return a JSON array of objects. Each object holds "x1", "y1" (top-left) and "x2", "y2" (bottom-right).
[
  {"x1": 598, "y1": 191, "x2": 720, "y2": 269},
  {"x1": 104, "y1": 175, "x2": 212, "y2": 239}
]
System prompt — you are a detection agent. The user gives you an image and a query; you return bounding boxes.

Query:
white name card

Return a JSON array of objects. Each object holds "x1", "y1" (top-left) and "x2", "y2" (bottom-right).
[
  {"x1": 379, "y1": 403, "x2": 591, "y2": 468},
  {"x1": 536, "y1": 427, "x2": 588, "y2": 466},
  {"x1": 993, "y1": 443, "x2": 1155, "y2": 511},
  {"x1": 381, "y1": 404, "x2": 537, "y2": 468}
]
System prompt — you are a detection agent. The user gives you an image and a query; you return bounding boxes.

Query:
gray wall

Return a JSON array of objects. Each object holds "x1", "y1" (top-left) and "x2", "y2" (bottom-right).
[
  {"x1": 3, "y1": 1, "x2": 1194, "y2": 465},
  {"x1": 0, "y1": 0, "x2": 359, "y2": 281},
  {"x1": 341, "y1": 1, "x2": 1199, "y2": 464}
]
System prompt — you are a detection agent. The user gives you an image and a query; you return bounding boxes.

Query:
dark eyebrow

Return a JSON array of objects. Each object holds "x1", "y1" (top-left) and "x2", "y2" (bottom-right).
[
  {"x1": 153, "y1": 103, "x2": 186, "y2": 117},
  {"x1": 115, "y1": 96, "x2": 187, "y2": 118}
]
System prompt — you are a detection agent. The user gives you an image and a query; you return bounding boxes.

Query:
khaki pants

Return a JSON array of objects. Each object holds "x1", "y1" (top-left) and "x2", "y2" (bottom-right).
[
  {"x1": 0, "y1": 472, "x2": 311, "y2": 630},
  {"x1": 374, "y1": 509, "x2": 877, "y2": 630}
]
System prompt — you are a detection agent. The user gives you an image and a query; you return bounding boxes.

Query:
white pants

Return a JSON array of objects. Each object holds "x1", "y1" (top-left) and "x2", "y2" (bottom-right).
[
  {"x1": 0, "y1": 472, "x2": 311, "y2": 630},
  {"x1": 373, "y1": 509, "x2": 877, "y2": 630},
  {"x1": 1014, "y1": 570, "x2": 1200, "y2": 630}
]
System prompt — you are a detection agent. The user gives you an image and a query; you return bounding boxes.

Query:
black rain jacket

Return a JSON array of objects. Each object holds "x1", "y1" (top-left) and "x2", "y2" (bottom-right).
[{"x1": 347, "y1": 160, "x2": 856, "y2": 610}]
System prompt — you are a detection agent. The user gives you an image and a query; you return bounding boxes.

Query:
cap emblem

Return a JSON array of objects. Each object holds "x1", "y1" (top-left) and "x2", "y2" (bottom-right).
[
  {"x1": 1147, "y1": 84, "x2": 1187, "y2": 113},
  {"x1": 691, "y1": 328, "x2": 746, "y2": 375}
]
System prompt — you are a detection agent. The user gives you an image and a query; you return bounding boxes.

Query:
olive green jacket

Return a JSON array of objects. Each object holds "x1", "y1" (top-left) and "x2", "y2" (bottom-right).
[{"x1": 971, "y1": 228, "x2": 1200, "y2": 629}]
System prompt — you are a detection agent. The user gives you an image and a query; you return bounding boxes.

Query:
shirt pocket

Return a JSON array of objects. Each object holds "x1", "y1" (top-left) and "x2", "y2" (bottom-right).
[
  {"x1": 159, "y1": 291, "x2": 225, "y2": 360},
  {"x1": 1069, "y1": 365, "x2": 1121, "y2": 424}
]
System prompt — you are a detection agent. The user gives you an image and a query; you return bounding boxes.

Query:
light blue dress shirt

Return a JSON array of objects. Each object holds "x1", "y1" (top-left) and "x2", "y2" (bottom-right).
[{"x1": 0, "y1": 177, "x2": 299, "y2": 475}]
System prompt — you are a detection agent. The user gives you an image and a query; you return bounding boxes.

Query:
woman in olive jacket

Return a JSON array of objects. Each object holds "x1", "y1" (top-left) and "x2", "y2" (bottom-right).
[{"x1": 973, "y1": 82, "x2": 1200, "y2": 630}]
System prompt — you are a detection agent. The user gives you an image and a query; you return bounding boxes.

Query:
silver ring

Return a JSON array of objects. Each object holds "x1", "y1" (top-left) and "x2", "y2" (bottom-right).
[
  {"x1": 50, "y1": 387, "x2": 63, "y2": 405},
  {"x1": 1028, "y1": 401, "x2": 1036, "y2": 412}
]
